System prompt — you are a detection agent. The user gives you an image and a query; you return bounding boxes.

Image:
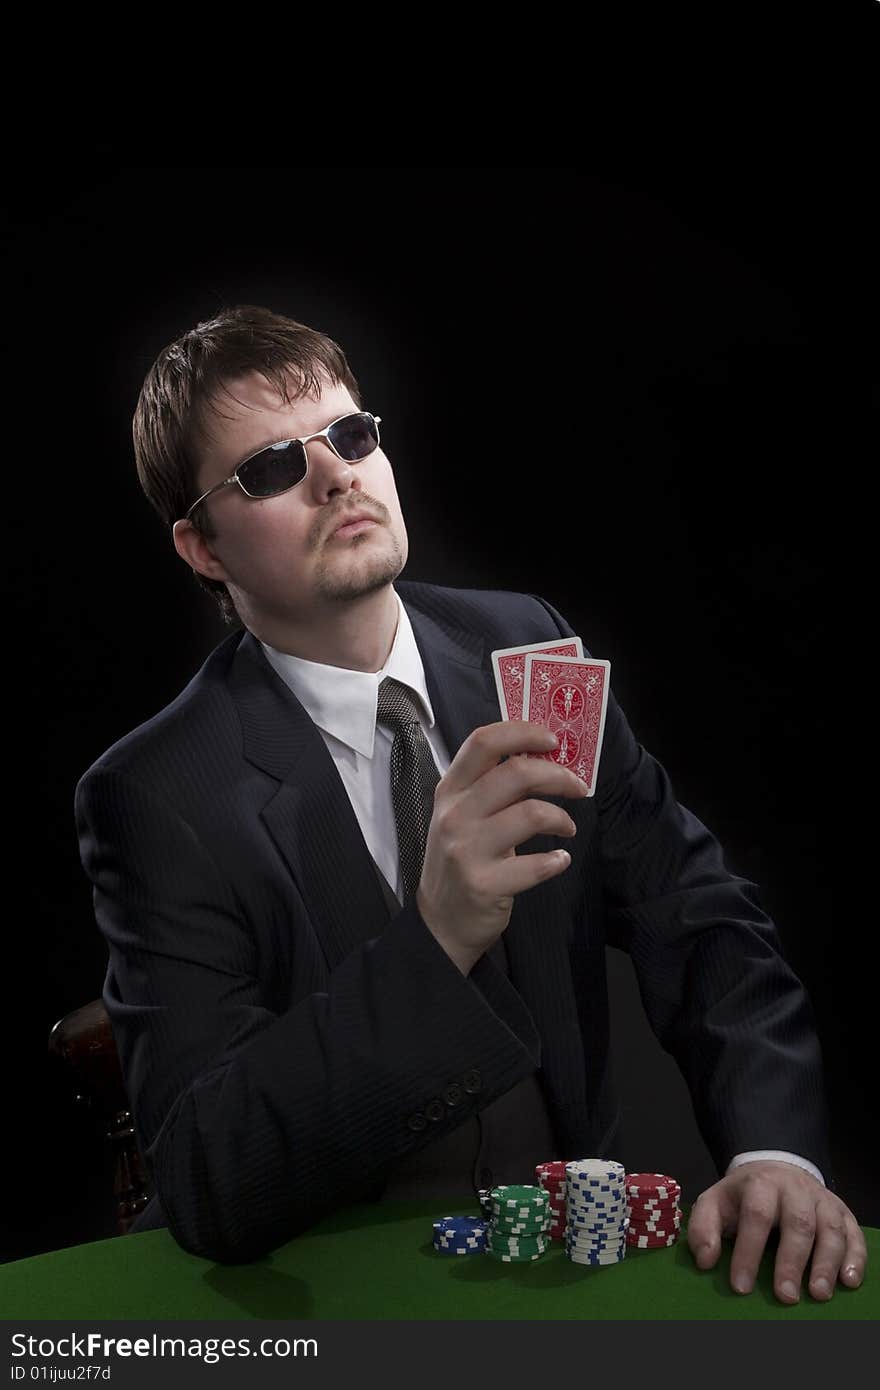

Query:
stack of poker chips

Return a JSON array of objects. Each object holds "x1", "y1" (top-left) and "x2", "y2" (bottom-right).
[
  {"x1": 485, "y1": 1184, "x2": 552, "y2": 1263},
  {"x1": 563, "y1": 1158, "x2": 629, "y2": 1265},
  {"x1": 534, "y1": 1160, "x2": 569, "y2": 1240},
  {"x1": 624, "y1": 1172, "x2": 683, "y2": 1248},
  {"x1": 432, "y1": 1214, "x2": 489, "y2": 1256}
]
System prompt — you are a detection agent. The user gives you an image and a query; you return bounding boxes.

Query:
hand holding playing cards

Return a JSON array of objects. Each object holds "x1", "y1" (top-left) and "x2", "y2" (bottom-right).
[{"x1": 416, "y1": 720, "x2": 589, "y2": 975}]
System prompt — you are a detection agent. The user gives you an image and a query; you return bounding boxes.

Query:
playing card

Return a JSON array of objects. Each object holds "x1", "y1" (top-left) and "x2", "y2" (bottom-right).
[
  {"x1": 492, "y1": 638, "x2": 584, "y2": 721},
  {"x1": 521, "y1": 653, "x2": 611, "y2": 795}
]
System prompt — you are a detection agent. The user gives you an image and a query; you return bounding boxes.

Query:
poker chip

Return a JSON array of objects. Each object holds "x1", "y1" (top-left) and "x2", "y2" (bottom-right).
[
  {"x1": 626, "y1": 1231, "x2": 679, "y2": 1248},
  {"x1": 625, "y1": 1173, "x2": 681, "y2": 1201},
  {"x1": 431, "y1": 1215, "x2": 488, "y2": 1256},
  {"x1": 490, "y1": 1184, "x2": 550, "y2": 1210},
  {"x1": 534, "y1": 1162, "x2": 569, "y2": 1242},
  {"x1": 568, "y1": 1198, "x2": 627, "y2": 1214},
  {"x1": 627, "y1": 1198, "x2": 681, "y2": 1214},
  {"x1": 560, "y1": 1157, "x2": 629, "y2": 1266},
  {"x1": 566, "y1": 1159, "x2": 626, "y2": 1178},
  {"x1": 535, "y1": 1161, "x2": 568, "y2": 1182},
  {"x1": 624, "y1": 1171, "x2": 683, "y2": 1250},
  {"x1": 432, "y1": 1161, "x2": 681, "y2": 1267},
  {"x1": 636, "y1": 1211, "x2": 683, "y2": 1232},
  {"x1": 561, "y1": 1234, "x2": 625, "y2": 1256},
  {"x1": 487, "y1": 1233, "x2": 550, "y2": 1255},
  {"x1": 567, "y1": 1250, "x2": 627, "y2": 1266},
  {"x1": 486, "y1": 1184, "x2": 552, "y2": 1263}
]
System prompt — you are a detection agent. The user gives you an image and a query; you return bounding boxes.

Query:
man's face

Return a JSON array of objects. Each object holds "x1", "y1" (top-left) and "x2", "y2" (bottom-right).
[{"x1": 177, "y1": 369, "x2": 409, "y2": 625}]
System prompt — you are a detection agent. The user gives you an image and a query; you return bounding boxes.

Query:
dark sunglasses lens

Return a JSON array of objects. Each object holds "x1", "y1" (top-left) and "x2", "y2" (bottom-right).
[
  {"x1": 328, "y1": 412, "x2": 379, "y2": 461},
  {"x1": 240, "y1": 441, "x2": 308, "y2": 497}
]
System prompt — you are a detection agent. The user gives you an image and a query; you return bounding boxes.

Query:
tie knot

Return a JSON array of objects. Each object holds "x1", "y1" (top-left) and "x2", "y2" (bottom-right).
[{"x1": 377, "y1": 676, "x2": 422, "y2": 731}]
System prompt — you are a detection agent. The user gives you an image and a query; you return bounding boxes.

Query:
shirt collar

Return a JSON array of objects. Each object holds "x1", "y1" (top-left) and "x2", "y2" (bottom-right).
[{"x1": 257, "y1": 586, "x2": 436, "y2": 758}]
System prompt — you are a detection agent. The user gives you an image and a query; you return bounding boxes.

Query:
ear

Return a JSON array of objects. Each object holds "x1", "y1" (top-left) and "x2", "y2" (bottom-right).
[{"x1": 171, "y1": 517, "x2": 231, "y2": 582}]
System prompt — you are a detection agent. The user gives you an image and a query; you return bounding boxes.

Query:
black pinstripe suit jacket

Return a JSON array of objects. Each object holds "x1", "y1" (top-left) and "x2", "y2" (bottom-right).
[{"x1": 74, "y1": 581, "x2": 834, "y2": 1263}]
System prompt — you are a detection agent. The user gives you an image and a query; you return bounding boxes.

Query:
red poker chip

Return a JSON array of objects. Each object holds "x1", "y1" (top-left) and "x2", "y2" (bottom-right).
[
  {"x1": 626, "y1": 1232, "x2": 680, "y2": 1248},
  {"x1": 629, "y1": 1198, "x2": 682, "y2": 1212},
  {"x1": 630, "y1": 1207, "x2": 683, "y2": 1222},
  {"x1": 625, "y1": 1171, "x2": 679, "y2": 1185},
  {"x1": 629, "y1": 1218, "x2": 678, "y2": 1229},
  {"x1": 625, "y1": 1173, "x2": 680, "y2": 1197},
  {"x1": 630, "y1": 1206, "x2": 683, "y2": 1222}
]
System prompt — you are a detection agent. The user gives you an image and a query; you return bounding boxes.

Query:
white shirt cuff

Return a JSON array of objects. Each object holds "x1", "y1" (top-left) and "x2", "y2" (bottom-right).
[{"x1": 726, "y1": 1151, "x2": 825, "y2": 1186}]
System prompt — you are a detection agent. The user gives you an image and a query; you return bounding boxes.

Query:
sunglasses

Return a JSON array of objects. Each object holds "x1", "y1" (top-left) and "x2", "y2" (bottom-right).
[{"x1": 185, "y1": 411, "x2": 382, "y2": 522}]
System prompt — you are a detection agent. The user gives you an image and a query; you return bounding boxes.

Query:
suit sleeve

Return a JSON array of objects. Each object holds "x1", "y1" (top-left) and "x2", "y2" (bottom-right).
[
  {"x1": 74, "y1": 764, "x2": 542, "y2": 1264},
  {"x1": 528, "y1": 592, "x2": 834, "y2": 1190}
]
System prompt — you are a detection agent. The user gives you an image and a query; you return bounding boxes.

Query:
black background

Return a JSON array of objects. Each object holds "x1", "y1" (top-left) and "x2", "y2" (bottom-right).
[{"x1": 3, "y1": 158, "x2": 862, "y2": 1264}]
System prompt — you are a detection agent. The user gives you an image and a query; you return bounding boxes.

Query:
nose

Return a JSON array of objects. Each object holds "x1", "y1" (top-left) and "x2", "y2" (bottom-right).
[{"x1": 304, "y1": 437, "x2": 362, "y2": 501}]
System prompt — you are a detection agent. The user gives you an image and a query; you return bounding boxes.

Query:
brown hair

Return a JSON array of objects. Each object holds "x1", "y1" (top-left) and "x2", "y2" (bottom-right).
[{"x1": 132, "y1": 303, "x2": 363, "y2": 624}]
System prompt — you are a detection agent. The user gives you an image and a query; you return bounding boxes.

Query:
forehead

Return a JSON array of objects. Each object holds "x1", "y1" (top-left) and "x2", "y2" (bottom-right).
[{"x1": 201, "y1": 368, "x2": 359, "y2": 466}]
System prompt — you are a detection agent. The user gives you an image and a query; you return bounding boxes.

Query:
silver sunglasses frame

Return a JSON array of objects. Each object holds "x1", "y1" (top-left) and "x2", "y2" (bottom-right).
[{"x1": 184, "y1": 411, "x2": 382, "y2": 522}]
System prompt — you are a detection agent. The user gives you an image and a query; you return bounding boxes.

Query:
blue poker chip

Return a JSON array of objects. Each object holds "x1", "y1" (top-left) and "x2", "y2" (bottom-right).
[
  {"x1": 433, "y1": 1216, "x2": 486, "y2": 1235},
  {"x1": 432, "y1": 1214, "x2": 488, "y2": 1256}
]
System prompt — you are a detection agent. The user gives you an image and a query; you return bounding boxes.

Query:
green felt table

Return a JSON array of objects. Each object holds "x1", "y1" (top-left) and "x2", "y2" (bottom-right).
[{"x1": 1, "y1": 1201, "x2": 876, "y2": 1321}]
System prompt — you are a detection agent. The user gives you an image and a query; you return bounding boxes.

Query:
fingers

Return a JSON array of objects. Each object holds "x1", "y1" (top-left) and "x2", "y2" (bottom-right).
[
  {"x1": 483, "y1": 844, "x2": 575, "y2": 898},
  {"x1": 806, "y1": 1201, "x2": 868, "y2": 1302},
  {"x1": 687, "y1": 1185, "x2": 738, "y2": 1271},
  {"x1": 722, "y1": 1178, "x2": 778, "y2": 1295},
  {"x1": 446, "y1": 723, "x2": 587, "y2": 810},
  {"x1": 443, "y1": 722, "x2": 560, "y2": 795},
  {"x1": 767, "y1": 1187, "x2": 823, "y2": 1303},
  {"x1": 479, "y1": 796, "x2": 578, "y2": 862},
  {"x1": 691, "y1": 1169, "x2": 869, "y2": 1306},
  {"x1": 838, "y1": 1228, "x2": 869, "y2": 1291}
]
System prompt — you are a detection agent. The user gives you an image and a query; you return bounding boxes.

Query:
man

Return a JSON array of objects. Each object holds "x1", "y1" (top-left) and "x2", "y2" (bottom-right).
[{"x1": 75, "y1": 304, "x2": 865, "y2": 1303}]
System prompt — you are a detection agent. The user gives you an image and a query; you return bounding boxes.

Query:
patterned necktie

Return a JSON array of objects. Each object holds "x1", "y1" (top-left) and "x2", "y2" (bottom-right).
[{"x1": 376, "y1": 676, "x2": 441, "y2": 904}]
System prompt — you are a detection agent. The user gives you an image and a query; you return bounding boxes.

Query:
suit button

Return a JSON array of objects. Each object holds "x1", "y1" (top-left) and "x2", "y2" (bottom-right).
[
  {"x1": 425, "y1": 1099, "x2": 445, "y2": 1122},
  {"x1": 463, "y1": 1069, "x2": 482, "y2": 1094},
  {"x1": 443, "y1": 1083, "x2": 463, "y2": 1106},
  {"x1": 407, "y1": 1111, "x2": 428, "y2": 1132}
]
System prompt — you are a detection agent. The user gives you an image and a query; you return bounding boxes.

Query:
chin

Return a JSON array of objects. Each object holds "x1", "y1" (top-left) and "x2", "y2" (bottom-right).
[{"x1": 318, "y1": 551, "x2": 404, "y2": 604}]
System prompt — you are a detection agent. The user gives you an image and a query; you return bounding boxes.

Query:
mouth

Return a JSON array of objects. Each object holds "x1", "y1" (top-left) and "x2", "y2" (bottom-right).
[{"x1": 330, "y1": 513, "x2": 380, "y2": 539}]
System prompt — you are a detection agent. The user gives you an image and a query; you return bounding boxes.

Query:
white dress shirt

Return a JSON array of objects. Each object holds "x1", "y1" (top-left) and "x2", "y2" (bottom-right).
[{"x1": 258, "y1": 584, "x2": 824, "y2": 1189}]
